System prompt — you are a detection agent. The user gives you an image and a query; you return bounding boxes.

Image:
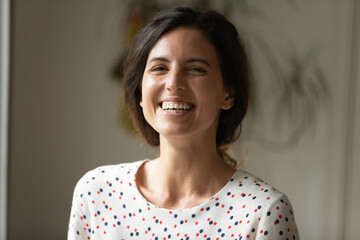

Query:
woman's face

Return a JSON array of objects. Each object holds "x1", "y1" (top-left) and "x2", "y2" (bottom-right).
[{"x1": 141, "y1": 27, "x2": 233, "y2": 142}]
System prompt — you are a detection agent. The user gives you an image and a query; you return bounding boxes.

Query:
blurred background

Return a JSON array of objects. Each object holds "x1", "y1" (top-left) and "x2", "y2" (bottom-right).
[{"x1": 0, "y1": 0, "x2": 359, "y2": 239}]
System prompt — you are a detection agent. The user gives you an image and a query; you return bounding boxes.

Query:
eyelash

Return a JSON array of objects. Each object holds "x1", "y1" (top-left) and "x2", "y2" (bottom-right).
[
  {"x1": 188, "y1": 67, "x2": 206, "y2": 73},
  {"x1": 150, "y1": 66, "x2": 168, "y2": 72},
  {"x1": 149, "y1": 66, "x2": 207, "y2": 74}
]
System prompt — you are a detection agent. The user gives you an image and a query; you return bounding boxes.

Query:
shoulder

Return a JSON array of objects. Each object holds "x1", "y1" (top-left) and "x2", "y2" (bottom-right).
[
  {"x1": 72, "y1": 160, "x2": 145, "y2": 195},
  {"x1": 228, "y1": 168, "x2": 299, "y2": 238},
  {"x1": 230, "y1": 168, "x2": 286, "y2": 203}
]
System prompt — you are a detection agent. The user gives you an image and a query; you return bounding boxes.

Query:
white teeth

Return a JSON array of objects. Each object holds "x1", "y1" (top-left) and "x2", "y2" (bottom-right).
[{"x1": 161, "y1": 101, "x2": 193, "y2": 112}]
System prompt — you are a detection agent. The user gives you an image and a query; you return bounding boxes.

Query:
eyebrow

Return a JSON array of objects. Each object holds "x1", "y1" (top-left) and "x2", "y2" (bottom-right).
[
  {"x1": 185, "y1": 58, "x2": 210, "y2": 67},
  {"x1": 148, "y1": 57, "x2": 170, "y2": 64},
  {"x1": 148, "y1": 57, "x2": 210, "y2": 66}
]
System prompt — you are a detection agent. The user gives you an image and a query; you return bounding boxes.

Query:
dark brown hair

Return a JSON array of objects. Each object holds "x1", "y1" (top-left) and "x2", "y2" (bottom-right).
[{"x1": 122, "y1": 6, "x2": 250, "y2": 166}]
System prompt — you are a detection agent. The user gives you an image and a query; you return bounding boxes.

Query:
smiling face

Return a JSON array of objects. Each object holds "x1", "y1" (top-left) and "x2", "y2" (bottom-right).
[{"x1": 140, "y1": 27, "x2": 233, "y2": 142}]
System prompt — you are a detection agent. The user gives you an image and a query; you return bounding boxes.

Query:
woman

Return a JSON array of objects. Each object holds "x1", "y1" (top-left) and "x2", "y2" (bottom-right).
[{"x1": 68, "y1": 6, "x2": 299, "y2": 240}]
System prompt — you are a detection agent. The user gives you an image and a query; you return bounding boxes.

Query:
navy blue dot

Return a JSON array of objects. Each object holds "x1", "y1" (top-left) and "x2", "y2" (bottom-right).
[
  {"x1": 252, "y1": 228, "x2": 255, "y2": 232},
  {"x1": 139, "y1": 209, "x2": 142, "y2": 213},
  {"x1": 87, "y1": 192, "x2": 91, "y2": 195},
  {"x1": 199, "y1": 229, "x2": 204, "y2": 233},
  {"x1": 117, "y1": 221, "x2": 121, "y2": 225},
  {"x1": 123, "y1": 204, "x2": 126, "y2": 208},
  {"x1": 174, "y1": 214, "x2": 178, "y2": 218},
  {"x1": 280, "y1": 231, "x2": 283, "y2": 235},
  {"x1": 227, "y1": 192, "x2": 231, "y2": 196},
  {"x1": 97, "y1": 211, "x2": 100, "y2": 215},
  {"x1": 192, "y1": 214, "x2": 196, "y2": 218},
  {"x1": 264, "y1": 231, "x2": 268, "y2": 235},
  {"x1": 206, "y1": 207, "x2": 210, "y2": 211},
  {"x1": 218, "y1": 228, "x2": 222, "y2": 232},
  {"x1": 215, "y1": 202, "x2": 220, "y2": 207},
  {"x1": 164, "y1": 227, "x2": 168, "y2": 232}
]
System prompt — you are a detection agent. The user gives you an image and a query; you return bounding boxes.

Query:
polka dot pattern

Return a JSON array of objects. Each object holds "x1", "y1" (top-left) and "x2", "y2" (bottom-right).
[{"x1": 68, "y1": 160, "x2": 299, "y2": 239}]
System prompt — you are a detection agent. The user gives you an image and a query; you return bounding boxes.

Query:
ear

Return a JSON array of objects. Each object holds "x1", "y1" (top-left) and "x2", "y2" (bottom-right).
[
  {"x1": 220, "y1": 89, "x2": 234, "y2": 110},
  {"x1": 140, "y1": 100, "x2": 143, "y2": 107}
]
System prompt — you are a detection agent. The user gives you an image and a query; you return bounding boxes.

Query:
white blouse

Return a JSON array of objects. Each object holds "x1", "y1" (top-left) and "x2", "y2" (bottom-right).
[{"x1": 68, "y1": 160, "x2": 299, "y2": 239}]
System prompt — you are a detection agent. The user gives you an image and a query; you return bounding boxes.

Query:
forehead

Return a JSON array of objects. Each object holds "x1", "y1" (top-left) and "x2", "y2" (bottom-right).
[{"x1": 147, "y1": 27, "x2": 219, "y2": 63}]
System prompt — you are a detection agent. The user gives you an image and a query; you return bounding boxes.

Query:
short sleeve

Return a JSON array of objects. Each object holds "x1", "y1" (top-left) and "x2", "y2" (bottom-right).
[
  {"x1": 256, "y1": 194, "x2": 299, "y2": 239},
  {"x1": 67, "y1": 176, "x2": 92, "y2": 240}
]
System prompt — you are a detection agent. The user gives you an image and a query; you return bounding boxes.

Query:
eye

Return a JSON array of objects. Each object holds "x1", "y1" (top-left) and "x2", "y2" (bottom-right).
[
  {"x1": 150, "y1": 65, "x2": 168, "y2": 73},
  {"x1": 188, "y1": 66, "x2": 206, "y2": 75}
]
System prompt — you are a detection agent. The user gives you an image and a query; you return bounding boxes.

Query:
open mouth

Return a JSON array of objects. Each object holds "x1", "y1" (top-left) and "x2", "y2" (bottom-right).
[{"x1": 160, "y1": 101, "x2": 195, "y2": 113}]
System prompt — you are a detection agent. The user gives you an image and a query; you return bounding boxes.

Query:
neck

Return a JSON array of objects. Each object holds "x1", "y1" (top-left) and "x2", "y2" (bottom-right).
[{"x1": 137, "y1": 133, "x2": 235, "y2": 209}]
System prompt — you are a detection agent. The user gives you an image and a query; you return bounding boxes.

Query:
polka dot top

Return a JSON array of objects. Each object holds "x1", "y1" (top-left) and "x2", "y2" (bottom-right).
[{"x1": 68, "y1": 160, "x2": 299, "y2": 240}]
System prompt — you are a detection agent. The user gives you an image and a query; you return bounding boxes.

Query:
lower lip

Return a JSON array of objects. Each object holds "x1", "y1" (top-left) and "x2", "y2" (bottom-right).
[{"x1": 159, "y1": 106, "x2": 194, "y2": 117}]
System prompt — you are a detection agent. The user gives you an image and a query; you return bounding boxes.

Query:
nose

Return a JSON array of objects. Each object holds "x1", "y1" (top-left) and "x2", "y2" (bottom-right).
[{"x1": 165, "y1": 69, "x2": 186, "y2": 92}]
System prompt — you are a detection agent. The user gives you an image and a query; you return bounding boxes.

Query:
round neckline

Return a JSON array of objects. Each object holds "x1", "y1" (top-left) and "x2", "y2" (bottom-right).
[{"x1": 132, "y1": 159, "x2": 240, "y2": 213}]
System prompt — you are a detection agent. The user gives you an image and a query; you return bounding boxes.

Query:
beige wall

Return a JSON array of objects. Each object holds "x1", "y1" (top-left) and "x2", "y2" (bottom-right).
[{"x1": 7, "y1": 0, "x2": 360, "y2": 239}]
